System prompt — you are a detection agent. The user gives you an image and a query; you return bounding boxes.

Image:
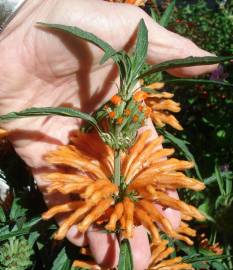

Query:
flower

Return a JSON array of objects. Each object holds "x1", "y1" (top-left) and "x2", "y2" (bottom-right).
[
  {"x1": 136, "y1": 82, "x2": 183, "y2": 130},
  {"x1": 111, "y1": 95, "x2": 122, "y2": 106},
  {"x1": 42, "y1": 129, "x2": 205, "y2": 249}
]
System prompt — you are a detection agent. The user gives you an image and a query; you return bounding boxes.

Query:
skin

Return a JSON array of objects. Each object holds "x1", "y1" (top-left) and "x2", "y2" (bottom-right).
[{"x1": 0, "y1": 0, "x2": 217, "y2": 268}]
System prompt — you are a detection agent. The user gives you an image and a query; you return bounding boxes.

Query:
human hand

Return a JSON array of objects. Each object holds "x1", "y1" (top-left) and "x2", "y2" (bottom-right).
[{"x1": 0, "y1": 0, "x2": 217, "y2": 269}]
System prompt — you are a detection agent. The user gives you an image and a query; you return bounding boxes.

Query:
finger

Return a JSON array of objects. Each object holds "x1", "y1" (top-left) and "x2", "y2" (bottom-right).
[
  {"x1": 128, "y1": 225, "x2": 151, "y2": 270},
  {"x1": 87, "y1": 226, "x2": 120, "y2": 268},
  {"x1": 141, "y1": 11, "x2": 218, "y2": 77}
]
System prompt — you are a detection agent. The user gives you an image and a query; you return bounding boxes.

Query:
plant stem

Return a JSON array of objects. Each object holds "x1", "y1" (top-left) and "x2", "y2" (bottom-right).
[{"x1": 114, "y1": 149, "x2": 121, "y2": 186}]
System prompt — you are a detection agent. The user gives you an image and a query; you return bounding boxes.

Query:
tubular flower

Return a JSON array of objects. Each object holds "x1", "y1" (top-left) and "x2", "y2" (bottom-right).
[
  {"x1": 148, "y1": 240, "x2": 193, "y2": 270},
  {"x1": 42, "y1": 129, "x2": 205, "y2": 248},
  {"x1": 199, "y1": 233, "x2": 223, "y2": 255},
  {"x1": 137, "y1": 82, "x2": 183, "y2": 130}
]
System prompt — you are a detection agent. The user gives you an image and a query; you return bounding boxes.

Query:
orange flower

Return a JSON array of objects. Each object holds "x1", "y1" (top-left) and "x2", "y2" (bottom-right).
[
  {"x1": 108, "y1": 111, "x2": 116, "y2": 119},
  {"x1": 132, "y1": 115, "x2": 139, "y2": 122},
  {"x1": 135, "y1": 82, "x2": 183, "y2": 130},
  {"x1": 117, "y1": 117, "x2": 123, "y2": 124},
  {"x1": 42, "y1": 130, "x2": 205, "y2": 248},
  {"x1": 133, "y1": 91, "x2": 148, "y2": 102},
  {"x1": 124, "y1": 109, "x2": 131, "y2": 116},
  {"x1": 111, "y1": 95, "x2": 122, "y2": 105}
]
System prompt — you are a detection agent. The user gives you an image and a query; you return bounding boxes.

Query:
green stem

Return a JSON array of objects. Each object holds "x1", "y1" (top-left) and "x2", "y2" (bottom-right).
[{"x1": 114, "y1": 149, "x2": 121, "y2": 186}]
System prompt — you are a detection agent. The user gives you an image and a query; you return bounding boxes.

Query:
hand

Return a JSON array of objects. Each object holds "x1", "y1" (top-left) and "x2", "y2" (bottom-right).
[{"x1": 0, "y1": 0, "x2": 217, "y2": 269}]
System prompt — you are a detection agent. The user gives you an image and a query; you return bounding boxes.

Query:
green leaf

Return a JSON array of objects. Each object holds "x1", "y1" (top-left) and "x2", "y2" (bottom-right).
[
  {"x1": 159, "y1": 0, "x2": 176, "y2": 27},
  {"x1": 0, "y1": 217, "x2": 41, "y2": 241},
  {"x1": 158, "y1": 129, "x2": 202, "y2": 179},
  {"x1": 51, "y1": 247, "x2": 72, "y2": 270},
  {"x1": 204, "y1": 171, "x2": 233, "y2": 185},
  {"x1": 215, "y1": 164, "x2": 225, "y2": 196},
  {"x1": 140, "y1": 55, "x2": 233, "y2": 77},
  {"x1": 184, "y1": 254, "x2": 231, "y2": 264},
  {"x1": 0, "y1": 107, "x2": 101, "y2": 132},
  {"x1": 118, "y1": 239, "x2": 134, "y2": 270},
  {"x1": 28, "y1": 231, "x2": 40, "y2": 246},
  {"x1": 9, "y1": 198, "x2": 27, "y2": 221},
  {"x1": 37, "y1": 23, "x2": 117, "y2": 65},
  {"x1": 132, "y1": 19, "x2": 148, "y2": 76},
  {"x1": 0, "y1": 207, "x2": 6, "y2": 223},
  {"x1": 163, "y1": 78, "x2": 233, "y2": 87},
  {"x1": 150, "y1": 8, "x2": 159, "y2": 22}
]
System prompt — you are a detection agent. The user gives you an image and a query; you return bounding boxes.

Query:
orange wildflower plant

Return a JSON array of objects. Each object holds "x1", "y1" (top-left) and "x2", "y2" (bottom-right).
[{"x1": 41, "y1": 128, "x2": 205, "y2": 267}]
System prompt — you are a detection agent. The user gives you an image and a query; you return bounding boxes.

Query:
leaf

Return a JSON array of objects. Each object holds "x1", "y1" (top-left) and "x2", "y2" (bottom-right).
[
  {"x1": 37, "y1": 23, "x2": 118, "y2": 65},
  {"x1": 204, "y1": 171, "x2": 233, "y2": 185},
  {"x1": 28, "y1": 231, "x2": 40, "y2": 246},
  {"x1": 184, "y1": 254, "x2": 231, "y2": 264},
  {"x1": 150, "y1": 8, "x2": 159, "y2": 22},
  {"x1": 51, "y1": 247, "x2": 72, "y2": 270},
  {"x1": 0, "y1": 207, "x2": 6, "y2": 223},
  {"x1": 158, "y1": 129, "x2": 202, "y2": 179},
  {"x1": 140, "y1": 55, "x2": 233, "y2": 77},
  {"x1": 215, "y1": 164, "x2": 225, "y2": 196},
  {"x1": 0, "y1": 217, "x2": 41, "y2": 241},
  {"x1": 159, "y1": 0, "x2": 176, "y2": 27},
  {"x1": 163, "y1": 78, "x2": 233, "y2": 87},
  {"x1": 9, "y1": 198, "x2": 27, "y2": 221},
  {"x1": 0, "y1": 107, "x2": 101, "y2": 132},
  {"x1": 118, "y1": 239, "x2": 134, "y2": 270},
  {"x1": 132, "y1": 19, "x2": 148, "y2": 76}
]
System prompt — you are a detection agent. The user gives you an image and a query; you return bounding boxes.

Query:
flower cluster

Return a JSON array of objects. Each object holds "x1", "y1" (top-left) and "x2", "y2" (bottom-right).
[{"x1": 42, "y1": 128, "x2": 205, "y2": 268}]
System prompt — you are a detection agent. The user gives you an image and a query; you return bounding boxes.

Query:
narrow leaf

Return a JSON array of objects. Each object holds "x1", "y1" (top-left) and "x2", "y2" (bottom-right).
[
  {"x1": 184, "y1": 254, "x2": 231, "y2": 264},
  {"x1": 132, "y1": 19, "x2": 148, "y2": 75},
  {"x1": 51, "y1": 247, "x2": 72, "y2": 270},
  {"x1": 0, "y1": 217, "x2": 41, "y2": 241},
  {"x1": 215, "y1": 164, "x2": 225, "y2": 196},
  {"x1": 140, "y1": 56, "x2": 233, "y2": 77},
  {"x1": 204, "y1": 171, "x2": 232, "y2": 185},
  {"x1": 37, "y1": 22, "x2": 118, "y2": 64},
  {"x1": 163, "y1": 78, "x2": 233, "y2": 87},
  {"x1": 150, "y1": 8, "x2": 159, "y2": 22},
  {"x1": 0, "y1": 107, "x2": 100, "y2": 131},
  {"x1": 159, "y1": 0, "x2": 176, "y2": 27},
  {"x1": 158, "y1": 129, "x2": 202, "y2": 179},
  {"x1": 118, "y1": 239, "x2": 134, "y2": 270},
  {"x1": 0, "y1": 207, "x2": 6, "y2": 223}
]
